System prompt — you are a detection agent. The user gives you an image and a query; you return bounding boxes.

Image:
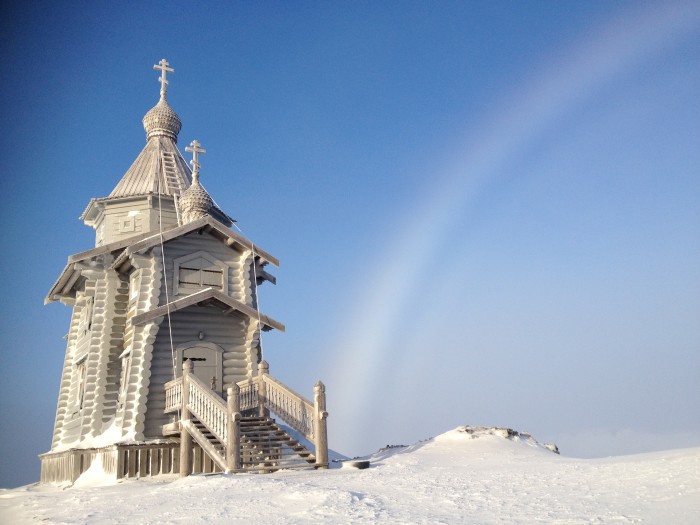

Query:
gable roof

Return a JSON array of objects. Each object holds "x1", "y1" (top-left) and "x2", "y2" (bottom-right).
[
  {"x1": 112, "y1": 215, "x2": 279, "y2": 271},
  {"x1": 130, "y1": 287, "x2": 284, "y2": 332},
  {"x1": 46, "y1": 216, "x2": 278, "y2": 304}
]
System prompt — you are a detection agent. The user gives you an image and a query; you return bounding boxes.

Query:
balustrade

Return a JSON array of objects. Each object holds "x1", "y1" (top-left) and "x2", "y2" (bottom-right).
[
  {"x1": 187, "y1": 374, "x2": 228, "y2": 443},
  {"x1": 237, "y1": 380, "x2": 259, "y2": 412},
  {"x1": 166, "y1": 359, "x2": 328, "y2": 474},
  {"x1": 263, "y1": 375, "x2": 315, "y2": 440},
  {"x1": 164, "y1": 377, "x2": 182, "y2": 413}
]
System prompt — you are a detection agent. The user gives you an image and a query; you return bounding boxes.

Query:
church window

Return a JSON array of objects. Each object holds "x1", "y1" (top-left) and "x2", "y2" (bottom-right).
[
  {"x1": 75, "y1": 359, "x2": 87, "y2": 412},
  {"x1": 118, "y1": 354, "x2": 131, "y2": 404},
  {"x1": 78, "y1": 296, "x2": 94, "y2": 337},
  {"x1": 173, "y1": 251, "x2": 228, "y2": 295},
  {"x1": 128, "y1": 270, "x2": 142, "y2": 314}
]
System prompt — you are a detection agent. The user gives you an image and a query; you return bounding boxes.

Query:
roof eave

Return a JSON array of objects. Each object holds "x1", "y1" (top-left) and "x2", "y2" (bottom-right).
[
  {"x1": 131, "y1": 287, "x2": 285, "y2": 332},
  {"x1": 125, "y1": 216, "x2": 280, "y2": 267}
]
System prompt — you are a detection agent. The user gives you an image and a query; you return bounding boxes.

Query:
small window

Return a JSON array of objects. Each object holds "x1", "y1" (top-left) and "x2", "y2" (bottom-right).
[
  {"x1": 173, "y1": 251, "x2": 228, "y2": 295},
  {"x1": 179, "y1": 258, "x2": 224, "y2": 290},
  {"x1": 78, "y1": 296, "x2": 94, "y2": 337},
  {"x1": 118, "y1": 354, "x2": 131, "y2": 403},
  {"x1": 129, "y1": 270, "x2": 142, "y2": 303},
  {"x1": 76, "y1": 359, "x2": 88, "y2": 411}
]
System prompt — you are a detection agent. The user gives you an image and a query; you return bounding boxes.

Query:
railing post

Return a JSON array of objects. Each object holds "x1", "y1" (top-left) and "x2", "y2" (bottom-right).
[
  {"x1": 179, "y1": 360, "x2": 193, "y2": 477},
  {"x1": 258, "y1": 360, "x2": 270, "y2": 418},
  {"x1": 226, "y1": 385, "x2": 241, "y2": 473},
  {"x1": 314, "y1": 380, "x2": 329, "y2": 469}
]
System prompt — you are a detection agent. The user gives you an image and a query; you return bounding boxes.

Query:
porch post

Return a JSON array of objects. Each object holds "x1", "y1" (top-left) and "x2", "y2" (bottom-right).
[
  {"x1": 226, "y1": 385, "x2": 241, "y2": 473},
  {"x1": 258, "y1": 360, "x2": 270, "y2": 418},
  {"x1": 179, "y1": 360, "x2": 193, "y2": 477},
  {"x1": 314, "y1": 381, "x2": 329, "y2": 469}
]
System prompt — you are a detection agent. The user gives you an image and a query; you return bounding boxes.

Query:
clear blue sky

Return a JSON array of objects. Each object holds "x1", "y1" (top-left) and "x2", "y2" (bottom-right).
[{"x1": 1, "y1": 1, "x2": 698, "y2": 488}]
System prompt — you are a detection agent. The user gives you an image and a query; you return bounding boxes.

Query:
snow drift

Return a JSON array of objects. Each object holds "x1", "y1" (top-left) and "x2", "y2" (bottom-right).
[{"x1": 1, "y1": 426, "x2": 698, "y2": 524}]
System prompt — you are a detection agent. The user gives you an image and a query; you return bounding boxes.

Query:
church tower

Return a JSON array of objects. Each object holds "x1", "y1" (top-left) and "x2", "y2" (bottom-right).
[{"x1": 41, "y1": 60, "x2": 327, "y2": 482}]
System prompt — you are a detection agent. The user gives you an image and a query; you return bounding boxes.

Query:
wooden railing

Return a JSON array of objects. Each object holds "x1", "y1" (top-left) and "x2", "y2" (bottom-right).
[
  {"x1": 164, "y1": 359, "x2": 328, "y2": 475},
  {"x1": 187, "y1": 374, "x2": 228, "y2": 444},
  {"x1": 164, "y1": 377, "x2": 182, "y2": 413},
  {"x1": 238, "y1": 380, "x2": 259, "y2": 412},
  {"x1": 260, "y1": 374, "x2": 315, "y2": 440}
]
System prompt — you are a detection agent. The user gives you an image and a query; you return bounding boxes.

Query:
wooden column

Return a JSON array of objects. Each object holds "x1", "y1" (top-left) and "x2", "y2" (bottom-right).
[
  {"x1": 314, "y1": 381, "x2": 329, "y2": 469},
  {"x1": 258, "y1": 360, "x2": 270, "y2": 418},
  {"x1": 226, "y1": 385, "x2": 241, "y2": 473},
  {"x1": 179, "y1": 360, "x2": 193, "y2": 477}
]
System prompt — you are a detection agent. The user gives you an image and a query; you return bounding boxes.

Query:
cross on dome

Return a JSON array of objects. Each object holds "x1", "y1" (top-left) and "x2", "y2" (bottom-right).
[
  {"x1": 185, "y1": 140, "x2": 206, "y2": 177},
  {"x1": 153, "y1": 58, "x2": 174, "y2": 99}
]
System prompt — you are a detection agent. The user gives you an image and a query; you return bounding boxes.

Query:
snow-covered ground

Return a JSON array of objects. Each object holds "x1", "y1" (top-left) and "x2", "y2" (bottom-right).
[{"x1": 2, "y1": 426, "x2": 698, "y2": 524}]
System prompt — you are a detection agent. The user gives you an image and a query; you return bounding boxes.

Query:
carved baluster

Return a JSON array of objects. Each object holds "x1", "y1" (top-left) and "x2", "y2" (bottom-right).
[{"x1": 314, "y1": 381, "x2": 329, "y2": 469}]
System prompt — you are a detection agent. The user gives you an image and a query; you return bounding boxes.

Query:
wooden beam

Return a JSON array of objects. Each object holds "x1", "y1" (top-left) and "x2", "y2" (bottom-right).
[
  {"x1": 67, "y1": 230, "x2": 155, "y2": 264},
  {"x1": 123, "y1": 216, "x2": 280, "y2": 267},
  {"x1": 131, "y1": 288, "x2": 285, "y2": 332}
]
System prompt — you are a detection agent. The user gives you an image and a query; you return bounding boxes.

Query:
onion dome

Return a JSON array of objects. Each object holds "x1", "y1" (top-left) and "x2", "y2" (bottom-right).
[
  {"x1": 180, "y1": 140, "x2": 213, "y2": 223},
  {"x1": 142, "y1": 98, "x2": 182, "y2": 142},
  {"x1": 179, "y1": 172, "x2": 214, "y2": 223}
]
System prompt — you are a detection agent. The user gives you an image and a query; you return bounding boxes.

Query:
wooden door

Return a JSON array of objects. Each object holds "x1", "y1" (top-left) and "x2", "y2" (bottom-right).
[{"x1": 183, "y1": 345, "x2": 223, "y2": 396}]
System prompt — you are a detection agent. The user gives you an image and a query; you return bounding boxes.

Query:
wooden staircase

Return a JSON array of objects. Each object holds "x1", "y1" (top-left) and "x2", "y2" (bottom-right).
[
  {"x1": 239, "y1": 417, "x2": 316, "y2": 472},
  {"x1": 164, "y1": 360, "x2": 329, "y2": 476},
  {"x1": 184, "y1": 415, "x2": 316, "y2": 473}
]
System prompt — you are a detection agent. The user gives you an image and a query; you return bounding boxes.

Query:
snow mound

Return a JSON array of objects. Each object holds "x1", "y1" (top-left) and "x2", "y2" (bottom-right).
[
  {"x1": 369, "y1": 425, "x2": 560, "y2": 468},
  {"x1": 436, "y1": 426, "x2": 560, "y2": 453}
]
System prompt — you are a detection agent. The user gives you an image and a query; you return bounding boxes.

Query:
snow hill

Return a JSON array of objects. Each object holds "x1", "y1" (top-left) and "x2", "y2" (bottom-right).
[{"x1": 1, "y1": 426, "x2": 698, "y2": 524}]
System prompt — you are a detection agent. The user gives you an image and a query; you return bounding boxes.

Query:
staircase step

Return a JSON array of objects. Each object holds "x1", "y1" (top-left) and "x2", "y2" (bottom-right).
[{"x1": 183, "y1": 413, "x2": 316, "y2": 474}]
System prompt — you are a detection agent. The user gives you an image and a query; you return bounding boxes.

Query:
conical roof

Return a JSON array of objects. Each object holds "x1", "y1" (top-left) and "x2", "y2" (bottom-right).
[
  {"x1": 87, "y1": 60, "x2": 233, "y2": 228},
  {"x1": 109, "y1": 60, "x2": 190, "y2": 198}
]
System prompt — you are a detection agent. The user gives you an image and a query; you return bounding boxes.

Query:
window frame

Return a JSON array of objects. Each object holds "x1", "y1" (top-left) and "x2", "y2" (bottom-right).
[{"x1": 173, "y1": 251, "x2": 228, "y2": 296}]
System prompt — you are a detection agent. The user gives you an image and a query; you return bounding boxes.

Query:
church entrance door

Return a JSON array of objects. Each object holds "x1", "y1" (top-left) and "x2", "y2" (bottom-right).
[{"x1": 180, "y1": 343, "x2": 224, "y2": 397}]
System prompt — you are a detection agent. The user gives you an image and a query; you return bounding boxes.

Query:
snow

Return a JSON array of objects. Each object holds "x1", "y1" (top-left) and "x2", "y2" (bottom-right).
[
  {"x1": 52, "y1": 419, "x2": 139, "y2": 453},
  {"x1": 2, "y1": 426, "x2": 698, "y2": 524}
]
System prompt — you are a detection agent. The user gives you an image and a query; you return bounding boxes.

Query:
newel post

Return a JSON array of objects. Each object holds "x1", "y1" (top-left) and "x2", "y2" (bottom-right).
[
  {"x1": 314, "y1": 380, "x2": 329, "y2": 469},
  {"x1": 258, "y1": 360, "x2": 270, "y2": 418},
  {"x1": 179, "y1": 360, "x2": 193, "y2": 477},
  {"x1": 226, "y1": 385, "x2": 241, "y2": 473}
]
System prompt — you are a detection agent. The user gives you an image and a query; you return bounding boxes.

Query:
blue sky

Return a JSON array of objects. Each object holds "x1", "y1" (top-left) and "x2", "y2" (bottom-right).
[{"x1": 1, "y1": 1, "x2": 698, "y2": 487}]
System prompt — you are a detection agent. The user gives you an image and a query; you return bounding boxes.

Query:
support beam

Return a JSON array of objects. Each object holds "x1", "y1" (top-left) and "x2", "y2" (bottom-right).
[
  {"x1": 226, "y1": 385, "x2": 241, "y2": 473},
  {"x1": 258, "y1": 361, "x2": 270, "y2": 418}
]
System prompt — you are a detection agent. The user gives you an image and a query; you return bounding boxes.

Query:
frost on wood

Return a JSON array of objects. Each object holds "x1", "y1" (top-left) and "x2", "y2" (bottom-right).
[{"x1": 40, "y1": 59, "x2": 328, "y2": 483}]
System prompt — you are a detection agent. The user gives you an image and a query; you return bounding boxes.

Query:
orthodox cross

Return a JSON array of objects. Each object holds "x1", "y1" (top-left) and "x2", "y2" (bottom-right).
[
  {"x1": 185, "y1": 140, "x2": 206, "y2": 177},
  {"x1": 153, "y1": 59, "x2": 174, "y2": 99}
]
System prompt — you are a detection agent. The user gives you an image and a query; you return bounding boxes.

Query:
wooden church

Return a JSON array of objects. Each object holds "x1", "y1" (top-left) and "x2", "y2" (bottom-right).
[{"x1": 40, "y1": 59, "x2": 328, "y2": 483}]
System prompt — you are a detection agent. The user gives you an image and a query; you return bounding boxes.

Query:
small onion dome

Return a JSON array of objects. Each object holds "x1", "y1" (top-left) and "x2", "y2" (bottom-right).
[
  {"x1": 142, "y1": 98, "x2": 182, "y2": 141},
  {"x1": 179, "y1": 173, "x2": 214, "y2": 224}
]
